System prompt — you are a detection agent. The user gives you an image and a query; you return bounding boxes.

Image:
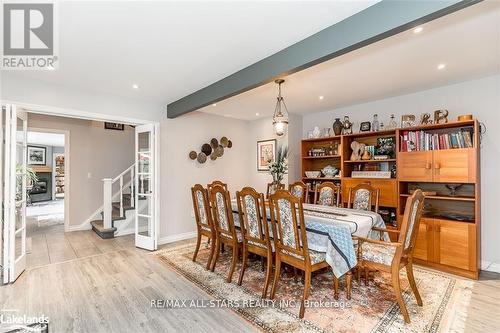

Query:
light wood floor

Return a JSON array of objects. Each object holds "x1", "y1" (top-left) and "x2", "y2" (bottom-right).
[{"x1": 1, "y1": 230, "x2": 499, "y2": 332}]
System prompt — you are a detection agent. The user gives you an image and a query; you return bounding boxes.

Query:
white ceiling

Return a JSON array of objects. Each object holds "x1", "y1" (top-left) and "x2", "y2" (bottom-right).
[
  {"x1": 7, "y1": 1, "x2": 379, "y2": 105},
  {"x1": 201, "y1": 1, "x2": 500, "y2": 120},
  {"x1": 27, "y1": 131, "x2": 65, "y2": 147}
]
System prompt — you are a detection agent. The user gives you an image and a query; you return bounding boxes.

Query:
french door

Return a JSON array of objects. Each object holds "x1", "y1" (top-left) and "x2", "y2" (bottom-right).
[
  {"x1": 134, "y1": 123, "x2": 158, "y2": 251},
  {"x1": 2, "y1": 104, "x2": 28, "y2": 283}
]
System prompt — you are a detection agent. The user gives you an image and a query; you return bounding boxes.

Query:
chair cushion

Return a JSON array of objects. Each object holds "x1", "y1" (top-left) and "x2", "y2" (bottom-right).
[
  {"x1": 361, "y1": 242, "x2": 396, "y2": 266},
  {"x1": 283, "y1": 249, "x2": 326, "y2": 265}
]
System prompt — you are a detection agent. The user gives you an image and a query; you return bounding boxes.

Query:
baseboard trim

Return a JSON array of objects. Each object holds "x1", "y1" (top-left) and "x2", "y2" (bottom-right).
[
  {"x1": 65, "y1": 223, "x2": 92, "y2": 232},
  {"x1": 481, "y1": 260, "x2": 500, "y2": 273},
  {"x1": 158, "y1": 231, "x2": 197, "y2": 245}
]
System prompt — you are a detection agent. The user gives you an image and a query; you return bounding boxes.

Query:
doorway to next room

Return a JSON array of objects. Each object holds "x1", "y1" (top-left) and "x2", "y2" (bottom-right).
[{"x1": 25, "y1": 130, "x2": 66, "y2": 268}]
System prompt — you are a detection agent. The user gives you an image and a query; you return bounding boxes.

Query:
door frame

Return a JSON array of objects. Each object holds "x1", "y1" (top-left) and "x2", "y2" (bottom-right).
[
  {"x1": 2, "y1": 100, "x2": 161, "y2": 248},
  {"x1": 27, "y1": 127, "x2": 70, "y2": 231}
]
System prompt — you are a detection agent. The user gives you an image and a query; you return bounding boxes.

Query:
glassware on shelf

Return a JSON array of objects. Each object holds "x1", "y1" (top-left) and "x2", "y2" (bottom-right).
[
  {"x1": 387, "y1": 114, "x2": 398, "y2": 129},
  {"x1": 372, "y1": 114, "x2": 379, "y2": 131}
]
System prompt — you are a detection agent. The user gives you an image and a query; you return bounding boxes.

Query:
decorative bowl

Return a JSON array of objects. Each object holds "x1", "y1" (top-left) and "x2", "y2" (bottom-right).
[
  {"x1": 305, "y1": 171, "x2": 321, "y2": 178},
  {"x1": 321, "y1": 165, "x2": 338, "y2": 178}
]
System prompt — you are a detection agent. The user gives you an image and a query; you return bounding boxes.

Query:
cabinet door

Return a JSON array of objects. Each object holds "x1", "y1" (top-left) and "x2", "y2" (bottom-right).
[
  {"x1": 434, "y1": 219, "x2": 476, "y2": 271},
  {"x1": 413, "y1": 218, "x2": 433, "y2": 261},
  {"x1": 398, "y1": 151, "x2": 433, "y2": 182},
  {"x1": 342, "y1": 178, "x2": 397, "y2": 207},
  {"x1": 433, "y1": 148, "x2": 475, "y2": 183}
]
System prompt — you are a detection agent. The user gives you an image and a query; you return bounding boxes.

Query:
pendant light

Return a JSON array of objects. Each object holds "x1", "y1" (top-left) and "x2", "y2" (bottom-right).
[{"x1": 272, "y1": 79, "x2": 289, "y2": 137}]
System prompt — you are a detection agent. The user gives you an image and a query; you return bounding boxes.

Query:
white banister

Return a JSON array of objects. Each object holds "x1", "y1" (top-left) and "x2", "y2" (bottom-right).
[
  {"x1": 102, "y1": 178, "x2": 113, "y2": 229},
  {"x1": 101, "y1": 163, "x2": 136, "y2": 230},
  {"x1": 119, "y1": 176, "x2": 124, "y2": 217},
  {"x1": 130, "y1": 167, "x2": 135, "y2": 207}
]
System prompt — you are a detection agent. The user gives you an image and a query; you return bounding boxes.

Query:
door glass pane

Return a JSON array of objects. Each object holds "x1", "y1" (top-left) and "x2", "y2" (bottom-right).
[
  {"x1": 138, "y1": 195, "x2": 152, "y2": 217},
  {"x1": 138, "y1": 215, "x2": 151, "y2": 237},
  {"x1": 15, "y1": 231, "x2": 23, "y2": 259},
  {"x1": 138, "y1": 131, "x2": 150, "y2": 152},
  {"x1": 138, "y1": 153, "x2": 150, "y2": 174},
  {"x1": 138, "y1": 175, "x2": 151, "y2": 195},
  {"x1": 15, "y1": 205, "x2": 23, "y2": 231}
]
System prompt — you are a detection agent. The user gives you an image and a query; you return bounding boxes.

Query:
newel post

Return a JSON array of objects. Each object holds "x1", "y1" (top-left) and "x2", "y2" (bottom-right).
[{"x1": 102, "y1": 178, "x2": 113, "y2": 229}]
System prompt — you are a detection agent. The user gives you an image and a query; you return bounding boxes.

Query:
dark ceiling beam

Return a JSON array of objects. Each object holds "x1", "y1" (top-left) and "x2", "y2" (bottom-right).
[{"x1": 167, "y1": 0, "x2": 482, "y2": 118}]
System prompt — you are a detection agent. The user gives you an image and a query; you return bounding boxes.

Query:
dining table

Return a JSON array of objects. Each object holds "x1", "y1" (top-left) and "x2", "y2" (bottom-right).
[{"x1": 231, "y1": 200, "x2": 390, "y2": 278}]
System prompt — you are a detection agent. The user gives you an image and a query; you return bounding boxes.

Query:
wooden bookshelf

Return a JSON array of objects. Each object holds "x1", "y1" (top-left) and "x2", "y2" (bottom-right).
[{"x1": 300, "y1": 120, "x2": 481, "y2": 279}]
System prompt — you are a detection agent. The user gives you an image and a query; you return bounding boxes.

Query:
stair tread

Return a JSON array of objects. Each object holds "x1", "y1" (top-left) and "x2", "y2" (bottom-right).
[{"x1": 91, "y1": 220, "x2": 117, "y2": 232}]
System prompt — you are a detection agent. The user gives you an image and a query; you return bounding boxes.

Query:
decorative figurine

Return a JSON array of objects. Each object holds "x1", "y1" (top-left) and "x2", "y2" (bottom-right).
[
  {"x1": 434, "y1": 109, "x2": 449, "y2": 124},
  {"x1": 420, "y1": 113, "x2": 433, "y2": 125},
  {"x1": 342, "y1": 116, "x2": 353, "y2": 135},
  {"x1": 350, "y1": 141, "x2": 365, "y2": 161},
  {"x1": 312, "y1": 126, "x2": 321, "y2": 138}
]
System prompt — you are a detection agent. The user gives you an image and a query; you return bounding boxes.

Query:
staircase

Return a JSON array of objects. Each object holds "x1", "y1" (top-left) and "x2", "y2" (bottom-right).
[{"x1": 91, "y1": 164, "x2": 136, "y2": 239}]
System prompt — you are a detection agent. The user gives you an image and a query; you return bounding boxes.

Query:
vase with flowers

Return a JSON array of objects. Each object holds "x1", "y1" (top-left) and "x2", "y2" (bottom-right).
[{"x1": 268, "y1": 145, "x2": 288, "y2": 185}]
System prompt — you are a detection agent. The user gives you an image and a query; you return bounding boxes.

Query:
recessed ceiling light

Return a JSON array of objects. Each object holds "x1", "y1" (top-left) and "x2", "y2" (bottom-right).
[
  {"x1": 319, "y1": 96, "x2": 324, "y2": 100},
  {"x1": 132, "y1": 84, "x2": 139, "y2": 89},
  {"x1": 212, "y1": 103, "x2": 217, "y2": 107},
  {"x1": 255, "y1": 113, "x2": 260, "y2": 116},
  {"x1": 413, "y1": 26, "x2": 424, "y2": 34},
  {"x1": 437, "y1": 63, "x2": 446, "y2": 70}
]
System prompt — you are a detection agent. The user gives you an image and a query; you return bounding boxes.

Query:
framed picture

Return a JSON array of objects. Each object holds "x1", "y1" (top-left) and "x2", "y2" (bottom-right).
[
  {"x1": 104, "y1": 122, "x2": 125, "y2": 131},
  {"x1": 257, "y1": 139, "x2": 276, "y2": 172},
  {"x1": 27, "y1": 146, "x2": 46, "y2": 165},
  {"x1": 360, "y1": 121, "x2": 371, "y2": 132},
  {"x1": 401, "y1": 114, "x2": 416, "y2": 128}
]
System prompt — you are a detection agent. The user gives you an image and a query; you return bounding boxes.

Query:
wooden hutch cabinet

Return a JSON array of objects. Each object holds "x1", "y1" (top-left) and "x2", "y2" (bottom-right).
[{"x1": 301, "y1": 119, "x2": 481, "y2": 279}]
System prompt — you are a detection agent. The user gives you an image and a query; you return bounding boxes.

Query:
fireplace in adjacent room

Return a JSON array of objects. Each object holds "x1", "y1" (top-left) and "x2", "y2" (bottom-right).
[{"x1": 30, "y1": 172, "x2": 52, "y2": 202}]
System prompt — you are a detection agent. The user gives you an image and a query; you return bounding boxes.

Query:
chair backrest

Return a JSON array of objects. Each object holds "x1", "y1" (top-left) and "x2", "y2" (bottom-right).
[
  {"x1": 289, "y1": 181, "x2": 308, "y2": 203},
  {"x1": 236, "y1": 187, "x2": 271, "y2": 249},
  {"x1": 347, "y1": 183, "x2": 380, "y2": 212},
  {"x1": 398, "y1": 189, "x2": 425, "y2": 254},
  {"x1": 191, "y1": 184, "x2": 213, "y2": 231},
  {"x1": 209, "y1": 185, "x2": 237, "y2": 240},
  {"x1": 314, "y1": 182, "x2": 340, "y2": 206},
  {"x1": 266, "y1": 182, "x2": 285, "y2": 199},
  {"x1": 207, "y1": 180, "x2": 228, "y2": 195},
  {"x1": 269, "y1": 190, "x2": 310, "y2": 263}
]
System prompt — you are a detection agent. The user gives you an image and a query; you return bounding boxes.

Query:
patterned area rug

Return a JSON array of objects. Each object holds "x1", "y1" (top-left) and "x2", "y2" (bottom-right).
[{"x1": 155, "y1": 242, "x2": 473, "y2": 333}]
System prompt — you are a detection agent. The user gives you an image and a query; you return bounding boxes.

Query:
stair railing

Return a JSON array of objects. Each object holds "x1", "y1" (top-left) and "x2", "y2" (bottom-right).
[{"x1": 102, "y1": 163, "x2": 135, "y2": 229}]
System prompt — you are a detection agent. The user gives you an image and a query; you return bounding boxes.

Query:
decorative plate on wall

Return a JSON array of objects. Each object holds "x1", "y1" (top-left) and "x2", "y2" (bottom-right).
[
  {"x1": 201, "y1": 143, "x2": 212, "y2": 156},
  {"x1": 197, "y1": 152, "x2": 207, "y2": 164},
  {"x1": 210, "y1": 138, "x2": 219, "y2": 148},
  {"x1": 220, "y1": 136, "x2": 229, "y2": 148},
  {"x1": 189, "y1": 151, "x2": 197, "y2": 160}
]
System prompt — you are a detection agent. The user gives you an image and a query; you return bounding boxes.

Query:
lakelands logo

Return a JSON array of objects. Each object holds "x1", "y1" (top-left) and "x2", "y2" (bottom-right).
[{"x1": 2, "y1": 2, "x2": 58, "y2": 70}]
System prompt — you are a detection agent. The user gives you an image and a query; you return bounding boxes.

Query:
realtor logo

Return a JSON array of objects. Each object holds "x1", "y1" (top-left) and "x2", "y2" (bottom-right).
[{"x1": 2, "y1": 2, "x2": 58, "y2": 70}]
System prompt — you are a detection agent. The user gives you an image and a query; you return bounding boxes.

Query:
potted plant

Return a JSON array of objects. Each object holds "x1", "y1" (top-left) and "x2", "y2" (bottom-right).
[{"x1": 268, "y1": 145, "x2": 288, "y2": 185}]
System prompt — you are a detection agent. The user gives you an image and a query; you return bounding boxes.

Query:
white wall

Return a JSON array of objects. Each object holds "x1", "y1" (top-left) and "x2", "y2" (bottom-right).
[
  {"x1": 28, "y1": 114, "x2": 135, "y2": 228},
  {"x1": 302, "y1": 74, "x2": 500, "y2": 270},
  {"x1": 160, "y1": 112, "x2": 252, "y2": 240}
]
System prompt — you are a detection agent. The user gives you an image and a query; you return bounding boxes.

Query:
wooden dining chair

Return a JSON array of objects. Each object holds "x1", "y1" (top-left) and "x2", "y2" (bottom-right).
[
  {"x1": 191, "y1": 184, "x2": 216, "y2": 270},
  {"x1": 207, "y1": 180, "x2": 228, "y2": 195},
  {"x1": 314, "y1": 181, "x2": 341, "y2": 207},
  {"x1": 209, "y1": 185, "x2": 242, "y2": 283},
  {"x1": 289, "y1": 181, "x2": 308, "y2": 203},
  {"x1": 357, "y1": 190, "x2": 425, "y2": 323},
  {"x1": 236, "y1": 187, "x2": 274, "y2": 298},
  {"x1": 266, "y1": 182, "x2": 285, "y2": 199},
  {"x1": 347, "y1": 183, "x2": 380, "y2": 213},
  {"x1": 269, "y1": 189, "x2": 331, "y2": 319}
]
